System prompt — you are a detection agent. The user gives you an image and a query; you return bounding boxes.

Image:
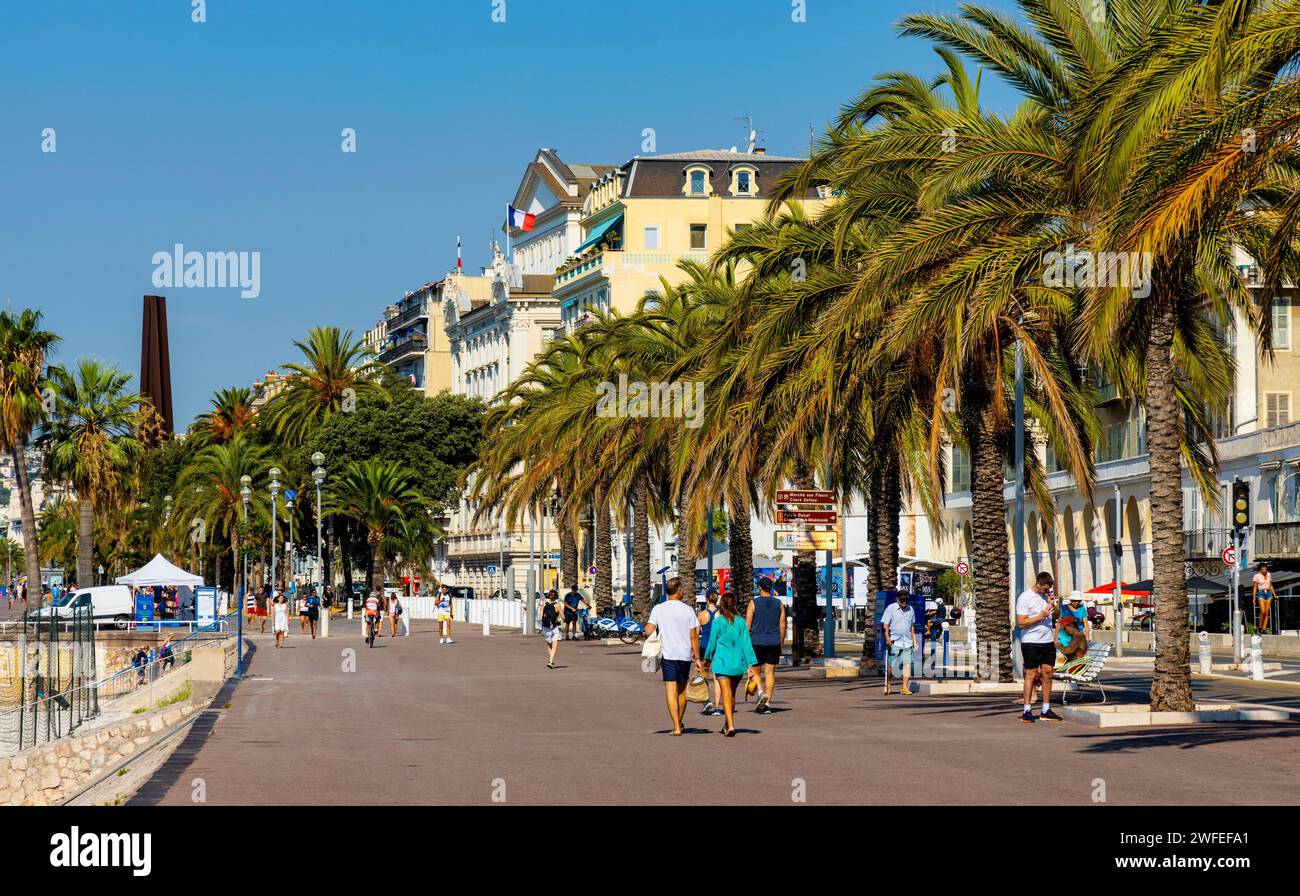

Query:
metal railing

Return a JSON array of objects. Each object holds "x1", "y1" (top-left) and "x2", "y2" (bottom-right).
[{"x1": 1184, "y1": 528, "x2": 1234, "y2": 559}]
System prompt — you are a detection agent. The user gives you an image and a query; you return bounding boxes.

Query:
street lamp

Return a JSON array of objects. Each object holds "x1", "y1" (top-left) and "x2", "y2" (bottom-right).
[
  {"x1": 164, "y1": 495, "x2": 174, "y2": 563},
  {"x1": 312, "y1": 454, "x2": 328, "y2": 637},
  {"x1": 238, "y1": 474, "x2": 251, "y2": 677},
  {"x1": 269, "y1": 468, "x2": 281, "y2": 595},
  {"x1": 286, "y1": 496, "x2": 296, "y2": 585}
]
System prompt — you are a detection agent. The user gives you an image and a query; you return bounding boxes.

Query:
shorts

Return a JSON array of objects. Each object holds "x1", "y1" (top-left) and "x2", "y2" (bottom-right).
[
  {"x1": 307, "y1": 608, "x2": 319, "y2": 620},
  {"x1": 564, "y1": 608, "x2": 578, "y2": 623},
  {"x1": 255, "y1": 607, "x2": 267, "y2": 618},
  {"x1": 1021, "y1": 641, "x2": 1056, "y2": 669},
  {"x1": 435, "y1": 611, "x2": 451, "y2": 622},
  {"x1": 661, "y1": 658, "x2": 693, "y2": 686},
  {"x1": 753, "y1": 644, "x2": 781, "y2": 667},
  {"x1": 888, "y1": 645, "x2": 914, "y2": 675},
  {"x1": 542, "y1": 625, "x2": 561, "y2": 644}
]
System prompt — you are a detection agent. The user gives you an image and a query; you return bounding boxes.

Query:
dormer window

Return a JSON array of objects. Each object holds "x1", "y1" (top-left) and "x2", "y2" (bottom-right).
[
  {"x1": 730, "y1": 165, "x2": 758, "y2": 196},
  {"x1": 683, "y1": 165, "x2": 713, "y2": 197}
]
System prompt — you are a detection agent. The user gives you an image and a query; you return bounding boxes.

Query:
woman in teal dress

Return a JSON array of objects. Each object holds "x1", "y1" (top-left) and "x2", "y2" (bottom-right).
[{"x1": 703, "y1": 591, "x2": 758, "y2": 736}]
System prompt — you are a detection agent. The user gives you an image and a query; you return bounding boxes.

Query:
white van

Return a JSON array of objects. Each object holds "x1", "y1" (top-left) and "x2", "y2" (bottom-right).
[{"x1": 35, "y1": 585, "x2": 136, "y2": 628}]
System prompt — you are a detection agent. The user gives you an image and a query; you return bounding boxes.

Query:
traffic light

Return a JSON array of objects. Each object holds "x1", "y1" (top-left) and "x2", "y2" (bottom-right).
[{"x1": 1232, "y1": 479, "x2": 1251, "y2": 532}]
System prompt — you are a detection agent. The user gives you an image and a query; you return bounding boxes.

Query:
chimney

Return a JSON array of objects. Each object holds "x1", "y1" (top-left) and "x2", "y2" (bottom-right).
[{"x1": 754, "y1": 147, "x2": 767, "y2": 155}]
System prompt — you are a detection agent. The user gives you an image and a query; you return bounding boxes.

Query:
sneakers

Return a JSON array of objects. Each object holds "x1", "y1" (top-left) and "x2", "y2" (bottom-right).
[
  {"x1": 700, "y1": 702, "x2": 717, "y2": 716},
  {"x1": 439, "y1": 637, "x2": 445, "y2": 644},
  {"x1": 1020, "y1": 710, "x2": 1037, "y2": 723},
  {"x1": 755, "y1": 692, "x2": 770, "y2": 712},
  {"x1": 1039, "y1": 709, "x2": 1063, "y2": 722},
  {"x1": 546, "y1": 661, "x2": 555, "y2": 670},
  {"x1": 755, "y1": 704, "x2": 773, "y2": 715},
  {"x1": 445, "y1": 639, "x2": 455, "y2": 644}
]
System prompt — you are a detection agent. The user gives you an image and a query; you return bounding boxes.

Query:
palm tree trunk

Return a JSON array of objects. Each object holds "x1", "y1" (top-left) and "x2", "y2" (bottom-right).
[
  {"x1": 862, "y1": 456, "x2": 902, "y2": 670},
  {"x1": 559, "y1": 503, "x2": 579, "y2": 593},
  {"x1": 340, "y1": 521, "x2": 354, "y2": 602},
  {"x1": 594, "y1": 492, "x2": 612, "y2": 613},
  {"x1": 791, "y1": 459, "x2": 820, "y2": 663},
  {"x1": 12, "y1": 445, "x2": 42, "y2": 603},
  {"x1": 728, "y1": 496, "x2": 754, "y2": 616},
  {"x1": 77, "y1": 495, "x2": 94, "y2": 587},
  {"x1": 1146, "y1": 300, "x2": 1193, "y2": 711},
  {"x1": 366, "y1": 538, "x2": 379, "y2": 594},
  {"x1": 632, "y1": 476, "x2": 651, "y2": 617},
  {"x1": 969, "y1": 397, "x2": 1013, "y2": 682}
]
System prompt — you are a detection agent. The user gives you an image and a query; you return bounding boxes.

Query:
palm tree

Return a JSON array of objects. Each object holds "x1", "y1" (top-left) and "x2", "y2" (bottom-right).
[
  {"x1": 264, "y1": 326, "x2": 390, "y2": 447},
  {"x1": 191, "y1": 387, "x2": 256, "y2": 447},
  {"x1": 326, "y1": 459, "x2": 425, "y2": 594},
  {"x1": 174, "y1": 438, "x2": 272, "y2": 593},
  {"x1": 0, "y1": 309, "x2": 59, "y2": 596},
  {"x1": 42, "y1": 358, "x2": 143, "y2": 586}
]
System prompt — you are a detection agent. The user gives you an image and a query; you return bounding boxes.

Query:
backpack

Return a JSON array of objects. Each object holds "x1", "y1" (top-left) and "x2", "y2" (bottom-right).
[{"x1": 542, "y1": 600, "x2": 559, "y2": 628}]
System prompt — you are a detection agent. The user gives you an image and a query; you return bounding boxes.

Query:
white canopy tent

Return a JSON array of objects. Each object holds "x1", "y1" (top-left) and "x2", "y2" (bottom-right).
[{"x1": 116, "y1": 554, "x2": 205, "y2": 588}]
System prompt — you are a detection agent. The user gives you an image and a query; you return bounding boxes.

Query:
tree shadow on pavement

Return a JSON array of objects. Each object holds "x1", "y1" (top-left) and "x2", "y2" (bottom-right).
[{"x1": 1068, "y1": 722, "x2": 1300, "y2": 754}]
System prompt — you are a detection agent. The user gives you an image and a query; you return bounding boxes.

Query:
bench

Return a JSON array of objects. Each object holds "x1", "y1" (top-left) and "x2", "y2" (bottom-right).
[{"x1": 1054, "y1": 642, "x2": 1113, "y2": 704}]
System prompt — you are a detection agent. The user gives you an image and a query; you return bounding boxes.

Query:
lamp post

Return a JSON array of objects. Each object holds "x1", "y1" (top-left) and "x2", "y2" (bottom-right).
[
  {"x1": 1012, "y1": 330, "x2": 1026, "y2": 681},
  {"x1": 269, "y1": 468, "x2": 281, "y2": 596},
  {"x1": 164, "y1": 495, "x2": 173, "y2": 561},
  {"x1": 238, "y1": 475, "x2": 251, "y2": 677},
  {"x1": 312, "y1": 455, "x2": 325, "y2": 600},
  {"x1": 286, "y1": 496, "x2": 296, "y2": 589}
]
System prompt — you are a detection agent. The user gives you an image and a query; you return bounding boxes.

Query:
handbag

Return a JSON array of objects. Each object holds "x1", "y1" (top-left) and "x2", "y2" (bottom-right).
[
  {"x1": 684, "y1": 674, "x2": 710, "y2": 704},
  {"x1": 641, "y1": 631, "x2": 662, "y2": 660}
]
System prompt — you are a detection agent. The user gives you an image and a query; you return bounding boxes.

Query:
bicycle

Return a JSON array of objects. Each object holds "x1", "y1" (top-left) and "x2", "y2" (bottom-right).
[{"x1": 365, "y1": 613, "x2": 380, "y2": 647}]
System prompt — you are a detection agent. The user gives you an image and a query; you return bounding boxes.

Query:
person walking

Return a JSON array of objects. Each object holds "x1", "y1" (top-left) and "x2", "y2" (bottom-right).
[
  {"x1": 1253, "y1": 564, "x2": 1275, "y2": 633},
  {"x1": 697, "y1": 589, "x2": 722, "y2": 716},
  {"x1": 297, "y1": 592, "x2": 310, "y2": 633},
  {"x1": 703, "y1": 591, "x2": 759, "y2": 737},
  {"x1": 745, "y1": 576, "x2": 785, "y2": 714},
  {"x1": 388, "y1": 592, "x2": 403, "y2": 637},
  {"x1": 272, "y1": 593, "x2": 290, "y2": 648},
  {"x1": 436, "y1": 585, "x2": 454, "y2": 644},
  {"x1": 562, "y1": 583, "x2": 589, "y2": 641},
  {"x1": 255, "y1": 583, "x2": 270, "y2": 634},
  {"x1": 306, "y1": 588, "x2": 322, "y2": 639},
  {"x1": 645, "y1": 576, "x2": 702, "y2": 736},
  {"x1": 1016, "y1": 572, "x2": 1062, "y2": 722},
  {"x1": 881, "y1": 592, "x2": 918, "y2": 696},
  {"x1": 541, "y1": 589, "x2": 563, "y2": 668}
]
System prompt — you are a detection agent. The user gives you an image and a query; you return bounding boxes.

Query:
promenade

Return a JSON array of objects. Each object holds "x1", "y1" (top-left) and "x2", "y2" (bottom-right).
[{"x1": 128, "y1": 617, "x2": 1300, "y2": 806}]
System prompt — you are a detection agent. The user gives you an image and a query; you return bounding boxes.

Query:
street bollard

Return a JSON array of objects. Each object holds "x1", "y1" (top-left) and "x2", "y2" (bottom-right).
[
  {"x1": 942, "y1": 622, "x2": 950, "y2": 672},
  {"x1": 321, "y1": 603, "x2": 330, "y2": 638},
  {"x1": 347, "y1": 598, "x2": 353, "y2": 620},
  {"x1": 1251, "y1": 634, "x2": 1264, "y2": 680},
  {"x1": 482, "y1": 601, "x2": 490, "y2": 637},
  {"x1": 1197, "y1": 631, "x2": 1211, "y2": 675},
  {"x1": 402, "y1": 612, "x2": 410, "y2": 637}
]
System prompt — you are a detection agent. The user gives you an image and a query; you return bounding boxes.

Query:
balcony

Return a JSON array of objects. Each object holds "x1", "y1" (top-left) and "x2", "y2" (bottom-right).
[
  {"x1": 1255, "y1": 522, "x2": 1300, "y2": 559},
  {"x1": 386, "y1": 302, "x2": 429, "y2": 334},
  {"x1": 1185, "y1": 528, "x2": 1233, "y2": 561},
  {"x1": 376, "y1": 333, "x2": 427, "y2": 366}
]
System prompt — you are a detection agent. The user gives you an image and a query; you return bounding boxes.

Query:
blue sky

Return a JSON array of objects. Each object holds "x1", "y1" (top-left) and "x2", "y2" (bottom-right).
[{"x1": 0, "y1": 0, "x2": 1022, "y2": 427}]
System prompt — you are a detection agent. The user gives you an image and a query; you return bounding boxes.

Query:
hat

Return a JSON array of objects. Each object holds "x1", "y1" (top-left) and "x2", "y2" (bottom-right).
[
  {"x1": 758, "y1": 576, "x2": 775, "y2": 592},
  {"x1": 1067, "y1": 590, "x2": 1084, "y2": 604}
]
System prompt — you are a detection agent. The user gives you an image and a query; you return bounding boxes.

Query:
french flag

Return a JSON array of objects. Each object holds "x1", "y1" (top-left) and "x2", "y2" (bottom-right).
[{"x1": 508, "y1": 204, "x2": 536, "y2": 232}]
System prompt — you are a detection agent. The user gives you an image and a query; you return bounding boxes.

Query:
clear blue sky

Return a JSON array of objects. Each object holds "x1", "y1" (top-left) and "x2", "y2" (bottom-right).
[{"x1": 0, "y1": 0, "x2": 1021, "y2": 427}]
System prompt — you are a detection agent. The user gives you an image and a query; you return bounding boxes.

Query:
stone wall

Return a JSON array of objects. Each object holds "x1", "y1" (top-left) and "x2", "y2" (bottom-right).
[{"x1": 0, "y1": 702, "x2": 197, "y2": 806}]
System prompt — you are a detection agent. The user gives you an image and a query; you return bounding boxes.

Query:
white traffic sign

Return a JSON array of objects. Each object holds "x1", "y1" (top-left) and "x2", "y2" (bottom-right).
[
  {"x1": 956, "y1": 560, "x2": 970, "y2": 577},
  {"x1": 1221, "y1": 546, "x2": 1236, "y2": 568}
]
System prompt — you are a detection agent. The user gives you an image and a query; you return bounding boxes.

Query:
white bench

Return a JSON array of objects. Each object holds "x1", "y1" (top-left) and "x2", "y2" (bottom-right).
[{"x1": 1054, "y1": 642, "x2": 1113, "y2": 704}]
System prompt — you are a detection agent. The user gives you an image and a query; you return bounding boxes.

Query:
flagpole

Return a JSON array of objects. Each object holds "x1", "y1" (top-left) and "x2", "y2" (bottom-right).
[{"x1": 505, "y1": 203, "x2": 512, "y2": 265}]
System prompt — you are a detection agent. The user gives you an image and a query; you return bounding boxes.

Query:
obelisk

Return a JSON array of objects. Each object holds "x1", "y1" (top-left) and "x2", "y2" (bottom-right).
[{"x1": 140, "y1": 295, "x2": 175, "y2": 445}]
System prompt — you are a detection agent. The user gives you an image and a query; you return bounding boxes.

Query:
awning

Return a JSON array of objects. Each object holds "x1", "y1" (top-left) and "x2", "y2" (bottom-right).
[
  {"x1": 116, "y1": 554, "x2": 205, "y2": 588},
  {"x1": 575, "y1": 213, "x2": 623, "y2": 254}
]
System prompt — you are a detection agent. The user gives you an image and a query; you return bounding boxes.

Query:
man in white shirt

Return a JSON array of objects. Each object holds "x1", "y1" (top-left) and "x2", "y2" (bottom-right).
[
  {"x1": 1016, "y1": 572, "x2": 1061, "y2": 723},
  {"x1": 880, "y1": 592, "x2": 917, "y2": 696},
  {"x1": 645, "y1": 576, "x2": 701, "y2": 736}
]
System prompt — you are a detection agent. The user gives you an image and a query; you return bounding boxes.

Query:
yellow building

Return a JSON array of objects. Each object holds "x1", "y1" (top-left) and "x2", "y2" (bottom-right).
[{"x1": 553, "y1": 149, "x2": 825, "y2": 327}]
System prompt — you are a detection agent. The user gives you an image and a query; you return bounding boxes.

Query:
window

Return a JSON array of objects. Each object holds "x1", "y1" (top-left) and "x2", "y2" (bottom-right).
[
  {"x1": 1266, "y1": 392, "x2": 1292, "y2": 428},
  {"x1": 690, "y1": 171, "x2": 706, "y2": 195},
  {"x1": 950, "y1": 446, "x2": 971, "y2": 492},
  {"x1": 1273, "y1": 299, "x2": 1291, "y2": 349},
  {"x1": 689, "y1": 224, "x2": 707, "y2": 250},
  {"x1": 684, "y1": 165, "x2": 713, "y2": 197},
  {"x1": 644, "y1": 226, "x2": 660, "y2": 249},
  {"x1": 737, "y1": 171, "x2": 751, "y2": 193},
  {"x1": 733, "y1": 223, "x2": 750, "y2": 234}
]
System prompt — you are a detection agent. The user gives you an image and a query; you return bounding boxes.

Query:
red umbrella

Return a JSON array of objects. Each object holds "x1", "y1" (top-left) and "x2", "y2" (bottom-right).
[{"x1": 1085, "y1": 581, "x2": 1151, "y2": 598}]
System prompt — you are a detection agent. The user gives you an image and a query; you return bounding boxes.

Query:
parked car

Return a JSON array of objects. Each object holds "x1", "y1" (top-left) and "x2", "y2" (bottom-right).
[
  {"x1": 444, "y1": 586, "x2": 475, "y2": 601},
  {"x1": 33, "y1": 585, "x2": 135, "y2": 629},
  {"x1": 486, "y1": 589, "x2": 523, "y2": 601}
]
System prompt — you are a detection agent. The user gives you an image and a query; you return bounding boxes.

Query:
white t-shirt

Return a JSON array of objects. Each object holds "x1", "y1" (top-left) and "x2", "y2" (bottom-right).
[
  {"x1": 1016, "y1": 590, "x2": 1054, "y2": 644},
  {"x1": 1253, "y1": 572, "x2": 1273, "y2": 592},
  {"x1": 648, "y1": 599, "x2": 700, "y2": 662},
  {"x1": 880, "y1": 603, "x2": 917, "y2": 648}
]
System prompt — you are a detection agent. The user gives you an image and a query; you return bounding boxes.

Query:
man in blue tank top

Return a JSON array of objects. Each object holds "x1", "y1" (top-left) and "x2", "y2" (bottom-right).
[{"x1": 746, "y1": 576, "x2": 786, "y2": 714}]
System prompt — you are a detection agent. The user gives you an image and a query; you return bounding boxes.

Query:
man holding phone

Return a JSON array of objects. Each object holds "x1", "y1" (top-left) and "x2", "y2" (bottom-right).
[{"x1": 1016, "y1": 571, "x2": 1063, "y2": 723}]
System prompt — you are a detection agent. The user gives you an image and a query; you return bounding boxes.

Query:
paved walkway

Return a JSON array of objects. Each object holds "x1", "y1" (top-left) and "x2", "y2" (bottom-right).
[{"x1": 130, "y1": 617, "x2": 1300, "y2": 806}]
